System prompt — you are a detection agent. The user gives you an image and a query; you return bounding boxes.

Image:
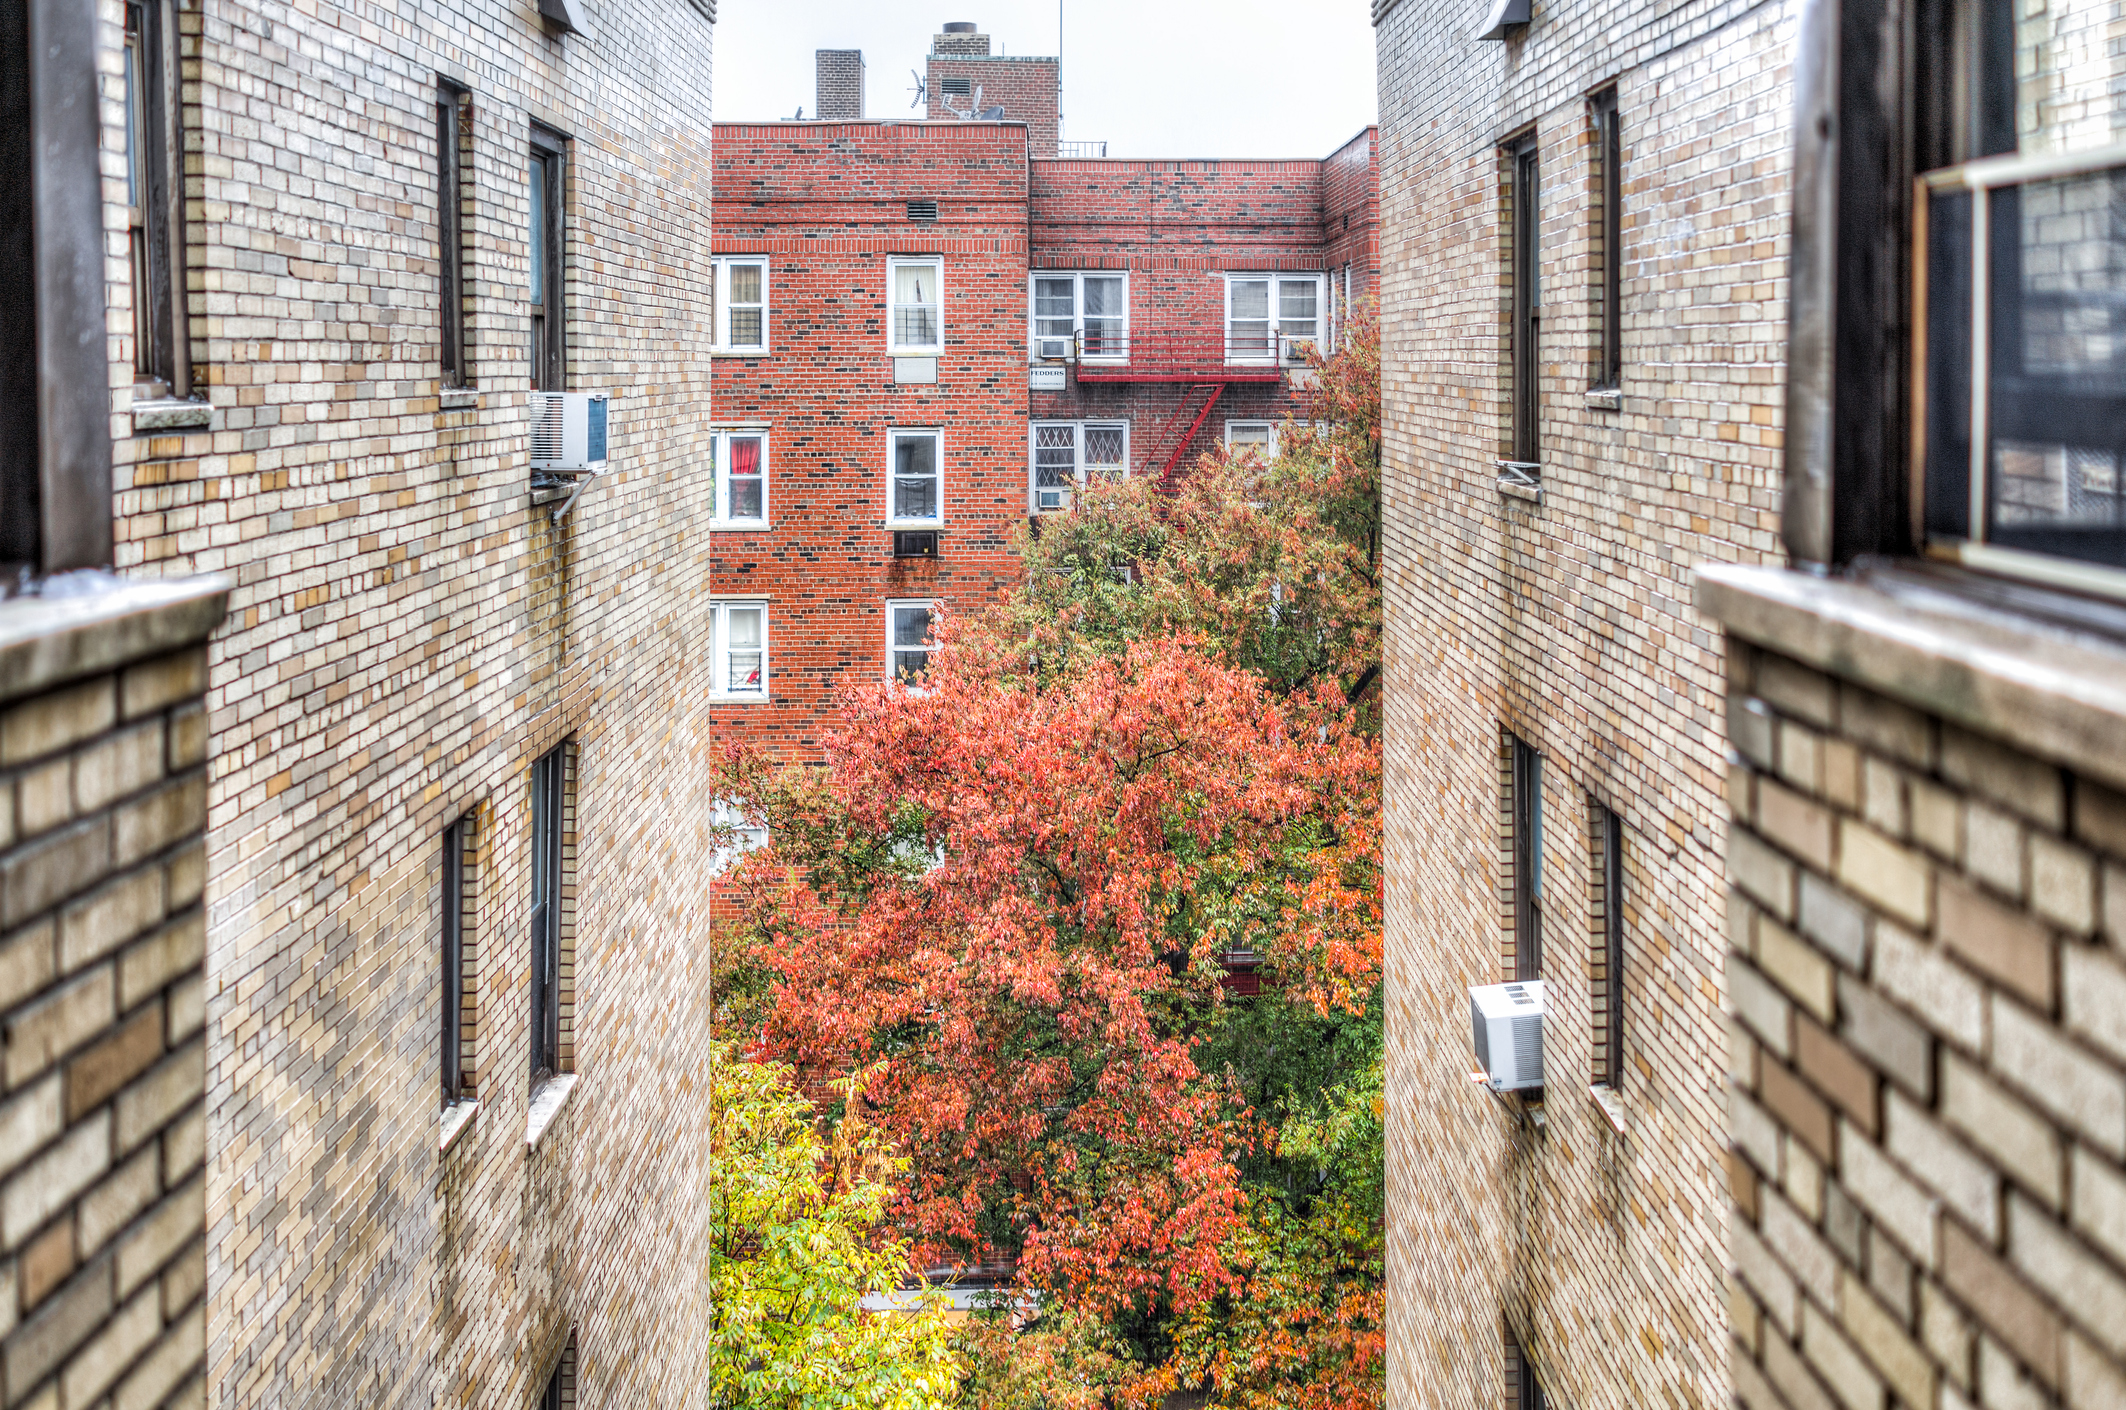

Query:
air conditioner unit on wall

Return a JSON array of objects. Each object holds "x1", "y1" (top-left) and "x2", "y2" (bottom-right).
[
  {"x1": 529, "y1": 391, "x2": 608, "y2": 474},
  {"x1": 1470, "y1": 980, "x2": 1545, "y2": 1092}
]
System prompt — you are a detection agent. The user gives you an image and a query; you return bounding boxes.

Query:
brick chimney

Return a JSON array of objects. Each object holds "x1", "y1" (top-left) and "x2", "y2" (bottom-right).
[
  {"x1": 815, "y1": 49, "x2": 864, "y2": 121},
  {"x1": 932, "y1": 20, "x2": 990, "y2": 55}
]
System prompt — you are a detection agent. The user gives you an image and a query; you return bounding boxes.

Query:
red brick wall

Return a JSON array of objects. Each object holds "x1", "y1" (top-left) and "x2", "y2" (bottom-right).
[
  {"x1": 927, "y1": 57, "x2": 1060, "y2": 157},
  {"x1": 1026, "y1": 144, "x2": 1379, "y2": 474},
  {"x1": 710, "y1": 122, "x2": 1032, "y2": 760}
]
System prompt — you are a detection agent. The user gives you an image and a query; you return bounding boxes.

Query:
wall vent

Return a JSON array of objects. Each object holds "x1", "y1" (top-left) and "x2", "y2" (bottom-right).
[
  {"x1": 893, "y1": 530, "x2": 939, "y2": 559},
  {"x1": 940, "y1": 77, "x2": 971, "y2": 96},
  {"x1": 907, "y1": 199, "x2": 939, "y2": 222}
]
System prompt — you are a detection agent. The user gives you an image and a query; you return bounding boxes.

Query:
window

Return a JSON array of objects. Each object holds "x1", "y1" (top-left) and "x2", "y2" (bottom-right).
[
  {"x1": 710, "y1": 601, "x2": 768, "y2": 697},
  {"x1": 712, "y1": 256, "x2": 768, "y2": 353},
  {"x1": 540, "y1": 1333, "x2": 575, "y2": 1410},
  {"x1": 441, "y1": 813, "x2": 477, "y2": 1106},
  {"x1": 528, "y1": 744, "x2": 573, "y2": 1084},
  {"x1": 887, "y1": 600, "x2": 936, "y2": 683},
  {"x1": 1226, "y1": 421, "x2": 1277, "y2": 457},
  {"x1": 1591, "y1": 801, "x2": 1625, "y2": 1090},
  {"x1": 889, "y1": 257, "x2": 943, "y2": 355},
  {"x1": 1591, "y1": 88, "x2": 1621, "y2": 392},
  {"x1": 1226, "y1": 274, "x2": 1324, "y2": 363},
  {"x1": 711, "y1": 429, "x2": 767, "y2": 527},
  {"x1": 528, "y1": 128, "x2": 567, "y2": 390},
  {"x1": 1508, "y1": 134, "x2": 1541, "y2": 470},
  {"x1": 125, "y1": 0, "x2": 186, "y2": 399},
  {"x1": 1910, "y1": 0, "x2": 2126, "y2": 580},
  {"x1": 1029, "y1": 421, "x2": 1128, "y2": 511},
  {"x1": 711, "y1": 800, "x2": 767, "y2": 875},
  {"x1": 1029, "y1": 272, "x2": 1128, "y2": 360},
  {"x1": 1505, "y1": 1326, "x2": 1546, "y2": 1410},
  {"x1": 888, "y1": 430, "x2": 943, "y2": 525},
  {"x1": 1508, "y1": 735, "x2": 1543, "y2": 980},
  {"x1": 2, "y1": 0, "x2": 114, "y2": 572},
  {"x1": 438, "y1": 82, "x2": 469, "y2": 389}
]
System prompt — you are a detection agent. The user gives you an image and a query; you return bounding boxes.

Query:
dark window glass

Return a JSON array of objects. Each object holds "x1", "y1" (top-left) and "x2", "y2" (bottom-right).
[
  {"x1": 529, "y1": 747, "x2": 565, "y2": 1081},
  {"x1": 1511, "y1": 137, "x2": 1541, "y2": 467},
  {"x1": 528, "y1": 131, "x2": 565, "y2": 390},
  {"x1": 1592, "y1": 88, "x2": 1622, "y2": 391},
  {"x1": 123, "y1": 0, "x2": 183, "y2": 397},
  {"x1": 438, "y1": 86, "x2": 466, "y2": 388},
  {"x1": 441, "y1": 815, "x2": 467, "y2": 1105},
  {"x1": 0, "y1": 0, "x2": 40, "y2": 563},
  {"x1": 1512, "y1": 736, "x2": 1543, "y2": 980},
  {"x1": 1602, "y1": 804, "x2": 1624, "y2": 1088}
]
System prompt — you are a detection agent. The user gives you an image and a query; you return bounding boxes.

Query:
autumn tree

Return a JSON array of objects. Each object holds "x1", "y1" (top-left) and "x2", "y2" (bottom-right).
[
  {"x1": 712, "y1": 309, "x2": 1385, "y2": 1406},
  {"x1": 709, "y1": 1041, "x2": 963, "y2": 1410}
]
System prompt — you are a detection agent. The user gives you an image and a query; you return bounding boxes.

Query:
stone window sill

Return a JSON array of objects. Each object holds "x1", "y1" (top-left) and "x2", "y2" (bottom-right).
[
  {"x1": 440, "y1": 1099, "x2": 479, "y2": 1153},
  {"x1": 1496, "y1": 462, "x2": 1541, "y2": 505},
  {"x1": 1588, "y1": 1083, "x2": 1626, "y2": 1135},
  {"x1": 1694, "y1": 561, "x2": 2126, "y2": 795},
  {"x1": 131, "y1": 398, "x2": 212, "y2": 432},
  {"x1": 525, "y1": 1073, "x2": 579, "y2": 1149},
  {"x1": 1585, "y1": 388, "x2": 1622, "y2": 412},
  {"x1": 439, "y1": 387, "x2": 480, "y2": 411}
]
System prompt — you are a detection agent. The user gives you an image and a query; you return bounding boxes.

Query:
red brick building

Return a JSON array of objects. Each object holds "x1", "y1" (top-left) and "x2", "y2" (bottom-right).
[{"x1": 707, "y1": 21, "x2": 1379, "y2": 772}]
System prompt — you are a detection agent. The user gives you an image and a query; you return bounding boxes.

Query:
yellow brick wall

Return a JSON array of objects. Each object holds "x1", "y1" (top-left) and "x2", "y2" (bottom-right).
[
  {"x1": 0, "y1": 583, "x2": 227, "y2": 1410},
  {"x1": 1374, "y1": 0, "x2": 1792, "y2": 1402},
  {"x1": 91, "y1": 0, "x2": 721, "y2": 1399}
]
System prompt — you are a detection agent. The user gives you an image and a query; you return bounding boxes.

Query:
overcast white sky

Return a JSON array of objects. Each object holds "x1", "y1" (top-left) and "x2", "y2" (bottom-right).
[{"x1": 713, "y1": 1, "x2": 1379, "y2": 161}]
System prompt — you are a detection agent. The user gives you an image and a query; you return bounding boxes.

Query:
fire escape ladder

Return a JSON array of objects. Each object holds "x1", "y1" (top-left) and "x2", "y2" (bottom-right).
[{"x1": 1152, "y1": 383, "x2": 1225, "y2": 485}]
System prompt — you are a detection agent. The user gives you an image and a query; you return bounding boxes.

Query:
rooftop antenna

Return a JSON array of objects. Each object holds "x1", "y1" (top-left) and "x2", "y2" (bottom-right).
[
  {"x1": 941, "y1": 83, "x2": 982, "y2": 120},
  {"x1": 908, "y1": 69, "x2": 927, "y2": 109}
]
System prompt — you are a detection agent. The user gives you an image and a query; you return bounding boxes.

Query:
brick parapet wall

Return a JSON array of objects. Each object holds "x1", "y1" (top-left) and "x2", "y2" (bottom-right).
[
  {"x1": 1376, "y1": 0, "x2": 1791, "y2": 1402},
  {"x1": 1716, "y1": 625, "x2": 2126, "y2": 1409},
  {"x1": 0, "y1": 580, "x2": 226, "y2": 1410},
  {"x1": 97, "y1": 0, "x2": 722, "y2": 1401}
]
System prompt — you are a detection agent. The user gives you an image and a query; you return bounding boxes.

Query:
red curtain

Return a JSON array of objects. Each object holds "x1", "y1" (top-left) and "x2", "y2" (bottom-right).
[{"x1": 731, "y1": 438, "x2": 761, "y2": 476}]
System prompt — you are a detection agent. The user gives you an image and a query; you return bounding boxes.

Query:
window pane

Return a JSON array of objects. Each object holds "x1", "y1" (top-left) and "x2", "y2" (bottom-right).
[
  {"x1": 1229, "y1": 424, "x2": 1272, "y2": 446},
  {"x1": 1084, "y1": 276, "x2": 1123, "y2": 317},
  {"x1": 1230, "y1": 279, "x2": 1271, "y2": 357},
  {"x1": 1279, "y1": 279, "x2": 1318, "y2": 336},
  {"x1": 727, "y1": 607, "x2": 764, "y2": 691},
  {"x1": 728, "y1": 437, "x2": 764, "y2": 519},
  {"x1": 529, "y1": 157, "x2": 546, "y2": 305},
  {"x1": 892, "y1": 604, "x2": 932, "y2": 646},
  {"x1": 1083, "y1": 276, "x2": 1124, "y2": 355},
  {"x1": 1034, "y1": 425, "x2": 1077, "y2": 507},
  {"x1": 1986, "y1": 169, "x2": 2126, "y2": 562},
  {"x1": 1035, "y1": 277, "x2": 1076, "y2": 319},
  {"x1": 894, "y1": 435, "x2": 938, "y2": 520},
  {"x1": 2015, "y1": 0, "x2": 2126, "y2": 157},
  {"x1": 1084, "y1": 424, "x2": 1125, "y2": 470},
  {"x1": 729, "y1": 263, "x2": 762, "y2": 304}
]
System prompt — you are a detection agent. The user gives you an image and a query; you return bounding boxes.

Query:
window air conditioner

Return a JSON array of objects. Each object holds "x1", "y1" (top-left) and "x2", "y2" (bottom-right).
[
  {"x1": 1469, "y1": 980, "x2": 1545, "y2": 1092},
  {"x1": 529, "y1": 391, "x2": 608, "y2": 474}
]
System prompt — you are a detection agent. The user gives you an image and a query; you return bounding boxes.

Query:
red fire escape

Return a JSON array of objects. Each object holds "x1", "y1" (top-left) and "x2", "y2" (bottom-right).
[{"x1": 1070, "y1": 332, "x2": 1287, "y2": 482}]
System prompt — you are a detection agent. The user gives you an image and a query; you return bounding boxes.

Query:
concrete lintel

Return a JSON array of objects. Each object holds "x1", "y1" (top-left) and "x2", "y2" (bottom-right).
[
  {"x1": 0, "y1": 574, "x2": 230, "y2": 705},
  {"x1": 1695, "y1": 562, "x2": 2126, "y2": 794}
]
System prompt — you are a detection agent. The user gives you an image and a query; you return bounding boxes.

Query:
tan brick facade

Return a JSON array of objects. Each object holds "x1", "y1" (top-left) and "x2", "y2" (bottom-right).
[
  {"x1": 84, "y1": 0, "x2": 722, "y2": 1399},
  {"x1": 0, "y1": 580, "x2": 226, "y2": 1410},
  {"x1": 1373, "y1": 0, "x2": 1792, "y2": 1402},
  {"x1": 1703, "y1": 568, "x2": 2126, "y2": 1410}
]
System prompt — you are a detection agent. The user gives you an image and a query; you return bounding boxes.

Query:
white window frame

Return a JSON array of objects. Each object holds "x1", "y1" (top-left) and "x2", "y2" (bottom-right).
[
  {"x1": 709, "y1": 598, "x2": 770, "y2": 699},
  {"x1": 1224, "y1": 273, "x2": 1325, "y2": 366},
  {"x1": 886, "y1": 599, "x2": 939, "y2": 684},
  {"x1": 886, "y1": 428, "x2": 944, "y2": 527},
  {"x1": 711, "y1": 427, "x2": 769, "y2": 529},
  {"x1": 712, "y1": 256, "x2": 770, "y2": 355},
  {"x1": 710, "y1": 799, "x2": 768, "y2": 875},
  {"x1": 888, "y1": 256, "x2": 944, "y2": 356},
  {"x1": 1029, "y1": 420, "x2": 1130, "y2": 513},
  {"x1": 1027, "y1": 271, "x2": 1130, "y2": 363}
]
